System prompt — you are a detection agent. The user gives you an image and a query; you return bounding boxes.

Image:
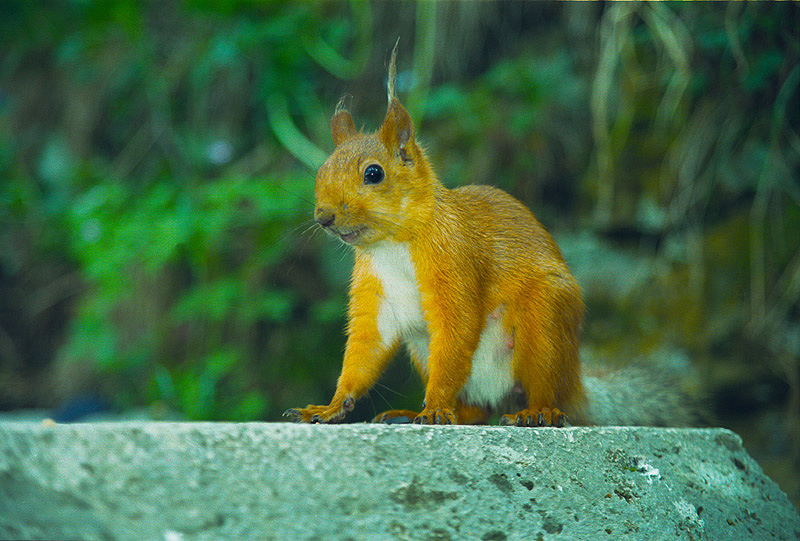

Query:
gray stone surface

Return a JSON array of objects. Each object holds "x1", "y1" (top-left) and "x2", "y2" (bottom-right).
[{"x1": 0, "y1": 422, "x2": 797, "y2": 540}]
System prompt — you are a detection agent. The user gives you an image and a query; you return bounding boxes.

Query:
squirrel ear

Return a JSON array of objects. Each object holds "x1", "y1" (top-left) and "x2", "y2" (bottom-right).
[
  {"x1": 331, "y1": 109, "x2": 357, "y2": 147},
  {"x1": 379, "y1": 98, "x2": 415, "y2": 165}
]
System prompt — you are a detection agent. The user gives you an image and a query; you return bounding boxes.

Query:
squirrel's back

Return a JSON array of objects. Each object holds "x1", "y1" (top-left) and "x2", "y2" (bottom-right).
[{"x1": 435, "y1": 184, "x2": 573, "y2": 278}]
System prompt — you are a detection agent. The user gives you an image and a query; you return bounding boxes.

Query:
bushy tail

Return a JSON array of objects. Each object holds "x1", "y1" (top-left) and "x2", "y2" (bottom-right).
[{"x1": 575, "y1": 362, "x2": 706, "y2": 427}]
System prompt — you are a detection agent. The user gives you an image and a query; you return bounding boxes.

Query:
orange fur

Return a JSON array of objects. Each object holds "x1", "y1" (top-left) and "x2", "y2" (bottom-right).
[{"x1": 285, "y1": 57, "x2": 585, "y2": 427}]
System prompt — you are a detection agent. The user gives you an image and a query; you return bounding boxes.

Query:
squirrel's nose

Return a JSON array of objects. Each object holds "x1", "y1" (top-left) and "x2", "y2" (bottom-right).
[{"x1": 315, "y1": 208, "x2": 335, "y2": 228}]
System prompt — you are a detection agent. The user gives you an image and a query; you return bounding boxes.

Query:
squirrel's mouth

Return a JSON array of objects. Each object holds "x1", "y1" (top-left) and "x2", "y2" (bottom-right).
[
  {"x1": 338, "y1": 227, "x2": 365, "y2": 244},
  {"x1": 323, "y1": 225, "x2": 365, "y2": 244}
]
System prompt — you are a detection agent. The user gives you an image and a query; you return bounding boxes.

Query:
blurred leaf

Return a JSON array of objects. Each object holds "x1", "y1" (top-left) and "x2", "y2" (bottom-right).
[
  {"x1": 172, "y1": 279, "x2": 244, "y2": 323},
  {"x1": 227, "y1": 391, "x2": 268, "y2": 421}
]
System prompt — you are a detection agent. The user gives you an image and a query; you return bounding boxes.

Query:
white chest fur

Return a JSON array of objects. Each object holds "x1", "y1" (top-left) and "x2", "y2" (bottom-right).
[
  {"x1": 364, "y1": 242, "x2": 514, "y2": 407},
  {"x1": 366, "y1": 242, "x2": 426, "y2": 349}
]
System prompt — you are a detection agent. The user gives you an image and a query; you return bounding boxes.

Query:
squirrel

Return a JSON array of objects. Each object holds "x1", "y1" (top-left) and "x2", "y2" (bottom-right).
[{"x1": 285, "y1": 44, "x2": 698, "y2": 428}]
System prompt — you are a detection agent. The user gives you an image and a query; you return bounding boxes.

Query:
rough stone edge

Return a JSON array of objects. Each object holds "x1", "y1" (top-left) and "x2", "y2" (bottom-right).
[{"x1": 0, "y1": 423, "x2": 798, "y2": 540}]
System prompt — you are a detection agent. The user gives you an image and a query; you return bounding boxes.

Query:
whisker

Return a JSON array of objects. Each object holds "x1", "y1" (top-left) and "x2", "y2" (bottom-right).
[
  {"x1": 336, "y1": 243, "x2": 352, "y2": 262},
  {"x1": 291, "y1": 221, "x2": 324, "y2": 256},
  {"x1": 298, "y1": 220, "x2": 321, "y2": 238},
  {"x1": 369, "y1": 385, "x2": 394, "y2": 414},
  {"x1": 375, "y1": 381, "x2": 407, "y2": 399},
  {"x1": 275, "y1": 219, "x2": 318, "y2": 248},
  {"x1": 270, "y1": 182, "x2": 316, "y2": 209}
]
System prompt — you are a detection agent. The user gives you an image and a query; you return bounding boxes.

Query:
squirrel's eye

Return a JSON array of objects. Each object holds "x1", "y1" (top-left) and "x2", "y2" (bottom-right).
[{"x1": 363, "y1": 164, "x2": 384, "y2": 185}]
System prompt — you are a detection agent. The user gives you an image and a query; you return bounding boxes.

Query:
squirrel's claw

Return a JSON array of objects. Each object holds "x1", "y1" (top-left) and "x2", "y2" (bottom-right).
[
  {"x1": 500, "y1": 408, "x2": 567, "y2": 428},
  {"x1": 283, "y1": 397, "x2": 355, "y2": 424},
  {"x1": 413, "y1": 407, "x2": 456, "y2": 425},
  {"x1": 282, "y1": 405, "x2": 340, "y2": 423}
]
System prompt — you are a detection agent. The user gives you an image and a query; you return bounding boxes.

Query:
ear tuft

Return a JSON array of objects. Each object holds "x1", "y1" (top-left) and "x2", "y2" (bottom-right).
[
  {"x1": 331, "y1": 96, "x2": 357, "y2": 147},
  {"x1": 381, "y1": 41, "x2": 414, "y2": 165},
  {"x1": 387, "y1": 37, "x2": 400, "y2": 105},
  {"x1": 379, "y1": 98, "x2": 415, "y2": 165}
]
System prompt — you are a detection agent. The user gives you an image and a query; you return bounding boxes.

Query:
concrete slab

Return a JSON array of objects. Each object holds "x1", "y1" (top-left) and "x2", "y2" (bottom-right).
[{"x1": 0, "y1": 423, "x2": 797, "y2": 540}]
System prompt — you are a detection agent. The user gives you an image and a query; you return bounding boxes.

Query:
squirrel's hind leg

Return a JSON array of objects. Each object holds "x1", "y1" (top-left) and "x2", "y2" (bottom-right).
[
  {"x1": 372, "y1": 409, "x2": 419, "y2": 424},
  {"x1": 454, "y1": 401, "x2": 491, "y2": 424},
  {"x1": 501, "y1": 281, "x2": 583, "y2": 428}
]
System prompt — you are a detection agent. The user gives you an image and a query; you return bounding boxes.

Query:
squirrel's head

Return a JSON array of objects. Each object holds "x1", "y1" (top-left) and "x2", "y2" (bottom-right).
[{"x1": 313, "y1": 45, "x2": 435, "y2": 247}]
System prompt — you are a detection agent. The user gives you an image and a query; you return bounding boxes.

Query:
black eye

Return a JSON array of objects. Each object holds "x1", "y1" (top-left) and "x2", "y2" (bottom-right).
[{"x1": 363, "y1": 164, "x2": 384, "y2": 185}]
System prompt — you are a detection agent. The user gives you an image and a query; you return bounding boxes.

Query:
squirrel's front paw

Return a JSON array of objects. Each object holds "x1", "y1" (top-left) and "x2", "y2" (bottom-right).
[
  {"x1": 283, "y1": 397, "x2": 355, "y2": 424},
  {"x1": 413, "y1": 407, "x2": 456, "y2": 425}
]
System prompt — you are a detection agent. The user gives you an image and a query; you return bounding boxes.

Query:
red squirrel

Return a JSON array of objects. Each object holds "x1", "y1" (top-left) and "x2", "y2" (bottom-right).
[
  {"x1": 285, "y1": 48, "x2": 699, "y2": 428},
  {"x1": 285, "y1": 44, "x2": 585, "y2": 427}
]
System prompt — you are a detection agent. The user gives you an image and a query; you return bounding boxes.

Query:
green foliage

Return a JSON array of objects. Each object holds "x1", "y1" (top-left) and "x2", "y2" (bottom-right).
[
  {"x1": 0, "y1": 0, "x2": 365, "y2": 419},
  {"x1": 424, "y1": 50, "x2": 588, "y2": 214},
  {"x1": 59, "y1": 174, "x2": 313, "y2": 419}
]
